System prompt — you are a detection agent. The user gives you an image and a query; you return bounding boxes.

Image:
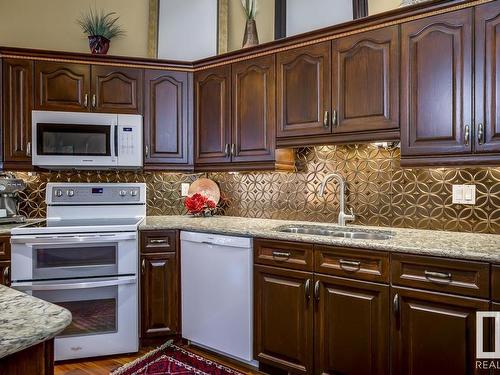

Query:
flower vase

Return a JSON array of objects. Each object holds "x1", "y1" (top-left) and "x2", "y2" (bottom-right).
[{"x1": 242, "y1": 19, "x2": 259, "y2": 48}]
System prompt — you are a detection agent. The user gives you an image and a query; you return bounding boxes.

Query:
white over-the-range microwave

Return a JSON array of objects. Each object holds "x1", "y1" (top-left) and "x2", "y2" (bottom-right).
[{"x1": 32, "y1": 110, "x2": 143, "y2": 169}]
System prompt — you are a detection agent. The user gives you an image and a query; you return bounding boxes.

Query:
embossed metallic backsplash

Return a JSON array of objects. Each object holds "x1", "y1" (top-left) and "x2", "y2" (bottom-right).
[{"x1": 13, "y1": 145, "x2": 500, "y2": 234}]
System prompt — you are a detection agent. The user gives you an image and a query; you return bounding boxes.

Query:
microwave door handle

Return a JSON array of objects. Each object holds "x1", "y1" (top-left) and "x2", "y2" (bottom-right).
[
  {"x1": 12, "y1": 276, "x2": 137, "y2": 291},
  {"x1": 114, "y1": 124, "x2": 118, "y2": 157}
]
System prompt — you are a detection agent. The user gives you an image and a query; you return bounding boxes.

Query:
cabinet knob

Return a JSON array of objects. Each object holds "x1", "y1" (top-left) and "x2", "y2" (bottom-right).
[
  {"x1": 230, "y1": 143, "x2": 236, "y2": 157},
  {"x1": 314, "y1": 280, "x2": 320, "y2": 301},
  {"x1": 92, "y1": 94, "x2": 96, "y2": 108},
  {"x1": 26, "y1": 142, "x2": 31, "y2": 157},
  {"x1": 477, "y1": 123, "x2": 485, "y2": 145},
  {"x1": 141, "y1": 259, "x2": 146, "y2": 275},
  {"x1": 145, "y1": 145, "x2": 149, "y2": 158},
  {"x1": 464, "y1": 124, "x2": 470, "y2": 146},
  {"x1": 332, "y1": 109, "x2": 338, "y2": 127},
  {"x1": 3, "y1": 265, "x2": 10, "y2": 285},
  {"x1": 84, "y1": 93, "x2": 89, "y2": 108},
  {"x1": 224, "y1": 143, "x2": 230, "y2": 158},
  {"x1": 305, "y1": 279, "x2": 311, "y2": 301}
]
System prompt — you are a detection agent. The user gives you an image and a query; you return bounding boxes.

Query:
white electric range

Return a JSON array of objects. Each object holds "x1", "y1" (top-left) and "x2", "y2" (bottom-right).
[{"x1": 10, "y1": 182, "x2": 146, "y2": 361}]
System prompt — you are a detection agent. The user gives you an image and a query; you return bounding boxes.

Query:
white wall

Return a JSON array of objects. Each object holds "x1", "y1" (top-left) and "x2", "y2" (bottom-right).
[
  {"x1": 158, "y1": 0, "x2": 218, "y2": 60},
  {"x1": 286, "y1": 0, "x2": 353, "y2": 36}
]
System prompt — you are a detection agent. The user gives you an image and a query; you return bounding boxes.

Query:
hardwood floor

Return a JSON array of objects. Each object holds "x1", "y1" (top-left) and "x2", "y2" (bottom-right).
[{"x1": 54, "y1": 344, "x2": 263, "y2": 375}]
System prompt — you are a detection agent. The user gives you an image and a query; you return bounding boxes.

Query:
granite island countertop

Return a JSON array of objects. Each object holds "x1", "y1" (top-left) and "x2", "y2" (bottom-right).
[
  {"x1": 140, "y1": 215, "x2": 500, "y2": 263},
  {"x1": 0, "y1": 285, "x2": 72, "y2": 359}
]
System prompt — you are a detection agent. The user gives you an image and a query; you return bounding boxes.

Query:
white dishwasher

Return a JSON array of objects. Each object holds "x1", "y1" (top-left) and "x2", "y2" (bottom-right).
[{"x1": 180, "y1": 231, "x2": 255, "y2": 365}]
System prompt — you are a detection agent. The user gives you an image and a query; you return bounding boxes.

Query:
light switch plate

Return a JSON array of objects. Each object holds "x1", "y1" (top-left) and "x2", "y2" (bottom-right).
[
  {"x1": 181, "y1": 183, "x2": 190, "y2": 197},
  {"x1": 452, "y1": 184, "x2": 476, "y2": 205}
]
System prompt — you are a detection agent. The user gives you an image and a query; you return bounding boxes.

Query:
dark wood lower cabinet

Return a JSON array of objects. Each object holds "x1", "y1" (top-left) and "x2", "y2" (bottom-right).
[
  {"x1": 0, "y1": 338, "x2": 54, "y2": 375},
  {"x1": 391, "y1": 287, "x2": 490, "y2": 375},
  {"x1": 140, "y1": 251, "x2": 179, "y2": 340},
  {"x1": 315, "y1": 275, "x2": 389, "y2": 375},
  {"x1": 254, "y1": 264, "x2": 313, "y2": 374}
]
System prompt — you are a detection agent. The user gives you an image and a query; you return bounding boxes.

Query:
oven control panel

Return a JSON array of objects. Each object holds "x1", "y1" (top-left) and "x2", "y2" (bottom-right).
[{"x1": 47, "y1": 183, "x2": 145, "y2": 204}]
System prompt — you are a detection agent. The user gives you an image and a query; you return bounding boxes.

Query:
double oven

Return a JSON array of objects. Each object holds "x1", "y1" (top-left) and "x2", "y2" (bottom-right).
[{"x1": 10, "y1": 183, "x2": 146, "y2": 361}]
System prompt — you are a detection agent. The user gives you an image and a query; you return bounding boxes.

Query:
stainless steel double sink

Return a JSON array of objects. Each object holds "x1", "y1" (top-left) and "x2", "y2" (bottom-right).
[{"x1": 273, "y1": 224, "x2": 394, "y2": 240}]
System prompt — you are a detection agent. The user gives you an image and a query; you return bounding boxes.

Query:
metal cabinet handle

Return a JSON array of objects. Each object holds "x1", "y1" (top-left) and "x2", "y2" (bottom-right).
[
  {"x1": 84, "y1": 93, "x2": 89, "y2": 108},
  {"x1": 149, "y1": 239, "x2": 168, "y2": 244},
  {"x1": 424, "y1": 270, "x2": 452, "y2": 284},
  {"x1": 339, "y1": 259, "x2": 361, "y2": 272},
  {"x1": 141, "y1": 259, "x2": 146, "y2": 275},
  {"x1": 26, "y1": 142, "x2": 31, "y2": 157},
  {"x1": 477, "y1": 123, "x2": 485, "y2": 145},
  {"x1": 230, "y1": 143, "x2": 236, "y2": 157},
  {"x1": 393, "y1": 293, "x2": 399, "y2": 315},
  {"x1": 305, "y1": 279, "x2": 311, "y2": 301},
  {"x1": 464, "y1": 124, "x2": 470, "y2": 146},
  {"x1": 332, "y1": 109, "x2": 338, "y2": 127},
  {"x1": 323, "y1": 111, "x2": 329, "y2": 127},
  {"x1": 224, "y1": 143, "x2": 230, "y2": 158},
  {"x1": 3, "y1": 266, "x2": 10, "y2": 285},
  {"x1": 145, "y1": 145, "x2": 149, "y2": 158},
  {"x1": 92, "y1": 94, "x2": 96, "y2": 108},
  {"x1": 272, "y1": 251, "x2": 291, "y2": 260},
  {"x1": 314, "y1": 280, "x2": 320, "y2": 301}
]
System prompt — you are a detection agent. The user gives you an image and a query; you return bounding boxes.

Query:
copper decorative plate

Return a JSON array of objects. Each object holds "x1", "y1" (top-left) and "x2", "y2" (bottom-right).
[{"x1": 188, "y1": 178, "x2": 220, "y2": 204}]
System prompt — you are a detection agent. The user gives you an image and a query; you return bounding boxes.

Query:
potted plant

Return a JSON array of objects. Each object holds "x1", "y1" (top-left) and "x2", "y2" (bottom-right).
[
  {"x1": 77, "y1": 8, "x2": 125, "y2": 55},
  {"x1": 241, "y1": 0, "x2": 259, "y2": 48}
]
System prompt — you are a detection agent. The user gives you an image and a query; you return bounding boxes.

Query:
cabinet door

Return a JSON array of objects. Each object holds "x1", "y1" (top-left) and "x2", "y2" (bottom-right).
[
  {"x1": 0, "y1": 261, "x2": 10, "y2": 286},
  {"x1": 332, "y1": 26, "x2": 399, "y2": 133},
  {"x1": 91, "y1": 66, "x2": 143, "y2": 114},
  {"x1": 277, "y1": 42, "x2": 331, "y2": 137},
  {"x1": 401, "y1": 9, "x2": 473, "y2": 156},
  {"x1": 315, "y1": 275, "x2": 389, "y2": 375},
  {"x1": 232, "y1": 55, "x2": 275, "y2": 163},
  {"x1": 254, "y1": 265, "x2": 313, "y2": 374},
  {"x1": 144, "y1": 70, "x2": 191, "y2": 167},
  {"x1": 140, "y1": 253, "x2": 179, "y2": 338},
  {"x1": 3, "y1": 58, "x2": 33, "y2": 166},
  {"x1": 194, "y1": 65, "x2": 231, "y2": 164},
  {"x1": 391, "y1": 287, "x2": 489, "y2": 375},
  {"x1": 34, "y1": 62, "x2": 90, "y2": 111},
  {"x1": 475, "y1": 1, "x2": 500, "y2": 153}
]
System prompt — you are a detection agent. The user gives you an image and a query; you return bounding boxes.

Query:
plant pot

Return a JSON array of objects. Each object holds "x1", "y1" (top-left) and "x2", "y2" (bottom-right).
[
  {"x1": 242, "y1": 19, "x2": 259, "y2": 48},
  {"x1": 88, "y1": 35, "x2": 110, "y2": 55}
]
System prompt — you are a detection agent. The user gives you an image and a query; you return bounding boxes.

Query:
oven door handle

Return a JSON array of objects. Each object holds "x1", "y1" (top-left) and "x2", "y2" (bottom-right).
[
  {"x1": 11, "y1": 276, "x2": 136, "y2": 291},
  {"x1": 11, "y1": 233, "x2": 137, "y2": 245}
]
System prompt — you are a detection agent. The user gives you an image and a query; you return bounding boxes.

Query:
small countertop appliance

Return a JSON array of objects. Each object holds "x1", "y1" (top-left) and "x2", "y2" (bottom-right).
[{"x1": 0, "y1": 173, "x2": 26, "y2": 224}]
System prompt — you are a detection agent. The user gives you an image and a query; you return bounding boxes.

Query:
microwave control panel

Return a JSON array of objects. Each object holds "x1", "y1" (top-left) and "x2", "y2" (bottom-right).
[{"x1": 116, "y1": 115, "x2": 142, "y2": 166}]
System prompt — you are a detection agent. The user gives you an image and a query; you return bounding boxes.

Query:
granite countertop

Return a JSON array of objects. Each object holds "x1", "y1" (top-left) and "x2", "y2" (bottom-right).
[
  {"x1": 0, "y1": 285, "x2": 72, "y2": 359},
  {"x1": 140, "y1": 215, "x2": 500, "y2": 263}
]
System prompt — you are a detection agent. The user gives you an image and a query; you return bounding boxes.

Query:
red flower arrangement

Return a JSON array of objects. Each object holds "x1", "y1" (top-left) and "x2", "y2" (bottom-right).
[{"x1": 184, "y1": 193, "x2": 217, "y2": 216}]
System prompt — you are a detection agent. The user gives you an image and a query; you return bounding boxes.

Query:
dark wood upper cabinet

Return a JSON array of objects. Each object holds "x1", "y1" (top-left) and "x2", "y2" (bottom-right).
[
  {"x1": 315, "y1": 274, "x2": 389, "y2": 375},
  {"x1": 34, "y1": 62, "x2": 90, "y2": 111},
  {"x1": 391, "y1": 287, "x2": 489, "y2": 375},
  {"x1": 400, "y1": 9, "x2": 473, "y2": 157},
  {"x1": 2, "y1": 58, "x2": 33, "y2": 167},
  {"x1": 232, "y1": 55, "x2": 275, "y2": 163},
  {"x1": 91, "y1": 66, "x2": 143, "y2": 114},
  {"x1": 144, "y1": 70, "x2": 192, "y2": 169},
  {"x1": 332, "y1": 25, "x2": 399, "y2": 134},
  {"x1": 277, "y1": 41, "x2": 331, "y2": 138},
  {"x1": 194, "y1": 65, "x2": 232, "y2": 165},
  {"x1": 140, "y1": 252, "x2": 179, "y2": 338},
  {"x1": 475, "y1": 1, "x2": 500, "y2": 154},
  {"x1": 254, "y1": 264, "x2": 313, "y2": 374}
]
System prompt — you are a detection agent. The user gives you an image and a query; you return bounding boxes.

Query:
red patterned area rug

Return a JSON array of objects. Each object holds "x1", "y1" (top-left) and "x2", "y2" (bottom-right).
[{"x1": 111, "y1": 341, "x2": 246, "y2": 375}]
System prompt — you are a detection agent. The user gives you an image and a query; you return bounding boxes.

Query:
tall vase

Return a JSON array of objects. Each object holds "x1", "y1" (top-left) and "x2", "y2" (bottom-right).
[{"x1": 242, "y1": 19, "x2": 259, "y2": 48}]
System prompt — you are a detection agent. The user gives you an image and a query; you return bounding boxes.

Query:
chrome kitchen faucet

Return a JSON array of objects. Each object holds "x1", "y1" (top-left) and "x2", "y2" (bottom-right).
[{"x1": 318, "y1": 173, "x2": 355, "y2": 226}]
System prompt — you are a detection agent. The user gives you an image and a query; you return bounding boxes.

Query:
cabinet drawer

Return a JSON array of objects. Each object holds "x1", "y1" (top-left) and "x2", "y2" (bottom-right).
[
  {"x1": 391, "y1": 253, "x2": 489, "y2": 298},
  {"x1": 254, "y1": 239, "x2": 313, "y2": 271},
  {"x1": 140, "y1": 230, "x2": 177, "y2": 253},
  {"x1": 315, "y1": 245, "x2": 389, "y2": 283},
  {"x1": 492, "y1": 266, "x2": 500, "y2": 302},
  {"x1": 0, "y1": 236, "x2": 10, "y2": 260}
]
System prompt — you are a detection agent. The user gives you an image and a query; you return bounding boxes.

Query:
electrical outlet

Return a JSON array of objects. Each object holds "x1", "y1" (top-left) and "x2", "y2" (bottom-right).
[
  {"x1": 452, "y1": 184, "x2": 476, "y2": 205},
  {"x1": 181, "y1": 183, "x2": 190, "y2": 197}
]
